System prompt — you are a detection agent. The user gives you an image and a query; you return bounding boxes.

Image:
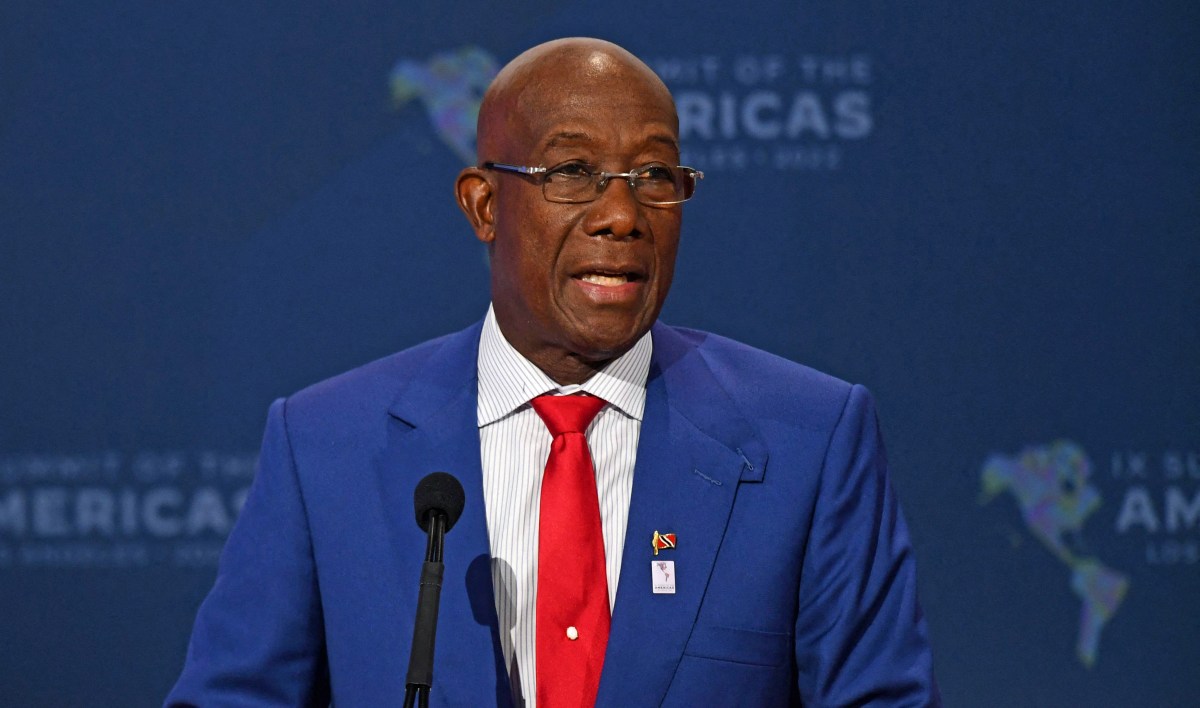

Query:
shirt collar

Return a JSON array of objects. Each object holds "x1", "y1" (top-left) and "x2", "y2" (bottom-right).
[{"x1": 476, "y1": 305, "x2": 652, "y2": 427}]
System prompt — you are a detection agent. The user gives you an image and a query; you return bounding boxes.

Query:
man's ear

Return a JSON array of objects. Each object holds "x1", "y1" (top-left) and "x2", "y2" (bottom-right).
[{"x1": 455, "y1": 167, "x2": 496, "y2": 244}]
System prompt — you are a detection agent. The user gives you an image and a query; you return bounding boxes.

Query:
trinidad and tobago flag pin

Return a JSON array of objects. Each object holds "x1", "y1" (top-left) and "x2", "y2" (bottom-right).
[{"x1": 652, "y1": 530, "x2": 677, "y2": 556}]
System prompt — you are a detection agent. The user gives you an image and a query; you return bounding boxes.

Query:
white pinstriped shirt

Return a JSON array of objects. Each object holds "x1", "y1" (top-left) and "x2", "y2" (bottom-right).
[{"x1": 477, "y1": 306, "x2": 651, "y2": 707}]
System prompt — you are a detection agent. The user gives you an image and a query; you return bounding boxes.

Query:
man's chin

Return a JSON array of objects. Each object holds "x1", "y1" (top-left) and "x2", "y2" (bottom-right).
[{"x1": 564, "y1": 318, "x2": 653, "y2": 363}]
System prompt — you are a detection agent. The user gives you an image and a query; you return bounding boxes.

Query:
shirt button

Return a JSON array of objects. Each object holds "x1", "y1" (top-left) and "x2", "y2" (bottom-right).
[{"x1": 566, "y1": 626, "x2": 579, "y2": 640}]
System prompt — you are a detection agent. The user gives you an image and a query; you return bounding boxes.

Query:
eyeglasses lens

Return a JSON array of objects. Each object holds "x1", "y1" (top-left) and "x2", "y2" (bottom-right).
[{"x1": 542, "y1": 167, "x2": 694, "y2": 205}]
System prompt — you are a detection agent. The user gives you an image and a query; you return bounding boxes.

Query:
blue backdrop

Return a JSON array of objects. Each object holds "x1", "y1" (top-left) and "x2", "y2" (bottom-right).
[{"x1": 2, "y1": 2, "x2": 1197, "y2": 705}]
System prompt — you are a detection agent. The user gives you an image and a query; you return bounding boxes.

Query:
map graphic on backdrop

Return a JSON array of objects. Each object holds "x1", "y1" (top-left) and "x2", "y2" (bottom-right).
[
  {"x1": 980, "y1": 441, "x2": 1129, "y2": 667},
  {"x1": 390, "y1": 47, "x2": 498, "y2": 164},
  {"x1": 982, "y1": 438, "x2": 1199, "y2": 670}
]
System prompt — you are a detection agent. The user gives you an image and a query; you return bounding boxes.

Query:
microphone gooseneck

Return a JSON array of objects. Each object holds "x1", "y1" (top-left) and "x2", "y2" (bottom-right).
[{"x1": 404, "y1": 472, "x2": 466, "y2": 708}]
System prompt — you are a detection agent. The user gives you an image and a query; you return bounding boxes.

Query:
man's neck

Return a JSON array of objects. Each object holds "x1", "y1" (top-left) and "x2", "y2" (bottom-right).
[
  {"x1": 535, "y1": 352, "x2": 612, "y2": 387},
  {"x1": 490, "y1": 312, "x2": 631, "y2": 386}
]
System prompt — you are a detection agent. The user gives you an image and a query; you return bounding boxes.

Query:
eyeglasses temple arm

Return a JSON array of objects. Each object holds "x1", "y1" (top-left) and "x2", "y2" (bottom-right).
[{"x1": 481, "y1": 162, "x2": 547, "y2": 176}]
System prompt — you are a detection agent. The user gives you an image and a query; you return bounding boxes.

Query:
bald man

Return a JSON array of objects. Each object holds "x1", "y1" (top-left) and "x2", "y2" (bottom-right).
[{"x1": 167, "y1": 38, "x2": 938, "y2": 707}]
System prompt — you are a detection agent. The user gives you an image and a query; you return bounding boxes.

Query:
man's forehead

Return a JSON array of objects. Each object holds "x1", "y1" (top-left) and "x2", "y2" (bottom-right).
[
  {"x1": 477, "y1": 38, "x2": 678, "y2": 161},
  {"x1": 514, "y1": 67, "x2": 674, "y2": 116},
  {"x1": 513, "y1": 84, "x2": 679, "y2": 152}
]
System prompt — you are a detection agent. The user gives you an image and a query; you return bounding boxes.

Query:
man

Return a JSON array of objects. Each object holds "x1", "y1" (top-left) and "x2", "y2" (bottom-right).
[{"x1": 168, "y1": 38, "x2": 938, "y2": 707}]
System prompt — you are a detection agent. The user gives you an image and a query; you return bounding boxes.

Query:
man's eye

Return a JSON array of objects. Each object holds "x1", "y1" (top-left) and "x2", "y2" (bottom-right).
[
  {"x1": 547, "y1": 163, "x2": 593, "y2": 180},
  {"x1": 636, "y1": 165, "x2": 676, "y2": 182}
]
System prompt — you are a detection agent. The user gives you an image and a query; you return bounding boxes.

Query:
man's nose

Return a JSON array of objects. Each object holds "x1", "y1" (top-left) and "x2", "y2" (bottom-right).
[{"x1": 581, "y1": 176, "x2": 642, "y2": 239}]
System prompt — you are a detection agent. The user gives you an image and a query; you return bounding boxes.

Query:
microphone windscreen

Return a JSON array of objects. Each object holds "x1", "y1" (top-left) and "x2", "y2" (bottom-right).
[{"x1": 413, "y1": 471, "x2": 466, "y2": 532}]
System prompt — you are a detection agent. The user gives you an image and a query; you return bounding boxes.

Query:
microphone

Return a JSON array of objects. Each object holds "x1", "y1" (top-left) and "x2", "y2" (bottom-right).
[
  {"x1": 404, "y1": 472, "x2": 465, "y2": 708},
  {"x1": 414, "y1": 471, "x2": 466, "y2": 536}
]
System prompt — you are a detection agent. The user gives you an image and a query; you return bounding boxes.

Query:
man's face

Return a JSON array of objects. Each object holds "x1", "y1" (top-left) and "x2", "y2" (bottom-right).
[{"x1": 480, "y1": 56, "x2": 682, "y2": 377}]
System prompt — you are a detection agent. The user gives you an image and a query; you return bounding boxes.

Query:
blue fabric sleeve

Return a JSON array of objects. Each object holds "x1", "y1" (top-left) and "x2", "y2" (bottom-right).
[
  {"x1": 794, "y1": 384, "x2": 940, "y2": 706},
  {"x1": 165, "y1": 398, "x2": 330, "y2": 707}
]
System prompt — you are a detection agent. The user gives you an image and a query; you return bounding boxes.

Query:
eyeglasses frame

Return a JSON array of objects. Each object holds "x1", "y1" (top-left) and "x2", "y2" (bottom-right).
[{"x1": 480, "y1": 161, "x2": 704, "y2": 206}]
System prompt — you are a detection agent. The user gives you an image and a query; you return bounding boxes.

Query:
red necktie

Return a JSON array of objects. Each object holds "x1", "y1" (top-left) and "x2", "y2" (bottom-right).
[{"x1": 532, "y1": 393, "x2": 610, "y2": 708}]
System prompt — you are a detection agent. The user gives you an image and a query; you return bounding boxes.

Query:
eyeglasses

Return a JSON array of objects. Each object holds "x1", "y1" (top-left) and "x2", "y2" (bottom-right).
[{"x1": 481, "y1": 161, "x2": 703, "y2": 206}]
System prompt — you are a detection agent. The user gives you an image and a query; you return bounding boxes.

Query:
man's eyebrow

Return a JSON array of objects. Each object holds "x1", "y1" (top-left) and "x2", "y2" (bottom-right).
[
  {"x1": 544, "y1": 131, "x2": 594, "y2": 148},
  {"x1": 647, "y1": 133, "x2": 681, "y2": 153}
]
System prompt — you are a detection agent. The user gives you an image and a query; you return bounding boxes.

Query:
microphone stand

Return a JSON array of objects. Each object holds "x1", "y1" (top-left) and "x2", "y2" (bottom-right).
[{"x1": 404, "y1": 510, "x2": 447, "y2": 708}]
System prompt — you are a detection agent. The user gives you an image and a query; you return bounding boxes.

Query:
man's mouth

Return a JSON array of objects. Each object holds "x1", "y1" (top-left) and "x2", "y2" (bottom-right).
[
  {"x1": 573, "y1": 268, "x2": 645, "y2": 286},
  {"x1": 579, "y1": 272, "x2": 633, "y2": 286},
  {"x1": 570, "y1": 268, "x2": 646, "y2": 304}
]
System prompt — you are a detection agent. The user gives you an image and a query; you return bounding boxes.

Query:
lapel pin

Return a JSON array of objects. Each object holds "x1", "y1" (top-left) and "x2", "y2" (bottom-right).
[
  {"x1": 652, "y1": 560, "x2": 676, "y2": 594},
  {"x1": 652, "y1": 530, "x2": 677, "y2": 556}
]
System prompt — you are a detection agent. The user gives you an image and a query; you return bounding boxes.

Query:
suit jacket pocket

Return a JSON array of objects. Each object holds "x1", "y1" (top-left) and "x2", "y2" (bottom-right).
[{"x1": 682, "y1": 624, "x2": 792, "y2": 667}]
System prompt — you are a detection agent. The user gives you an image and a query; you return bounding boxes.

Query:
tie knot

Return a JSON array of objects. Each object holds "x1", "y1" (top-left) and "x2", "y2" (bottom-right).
[{"x1": 530, "y1": 394, "x2": 606, "y2": 437}]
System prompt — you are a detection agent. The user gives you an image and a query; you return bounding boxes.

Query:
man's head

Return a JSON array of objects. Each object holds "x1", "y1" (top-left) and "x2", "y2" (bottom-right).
[{"x1": 456, "y1": 38, "x2": 685, "y2": 385}]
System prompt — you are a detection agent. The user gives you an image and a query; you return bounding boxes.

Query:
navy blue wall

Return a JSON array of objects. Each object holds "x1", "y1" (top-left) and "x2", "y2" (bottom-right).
[{"x1": 2, "y1": 3, "x2": 1197, "y2": 705}]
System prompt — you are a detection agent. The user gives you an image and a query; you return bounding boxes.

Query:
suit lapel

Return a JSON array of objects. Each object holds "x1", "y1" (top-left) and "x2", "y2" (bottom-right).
[
  {"x1": 379, "y1": 321, "x2": 514, "y2": 707},
  {"x1": 596, "y1": 324, "x2": 767, "y2": 707}
]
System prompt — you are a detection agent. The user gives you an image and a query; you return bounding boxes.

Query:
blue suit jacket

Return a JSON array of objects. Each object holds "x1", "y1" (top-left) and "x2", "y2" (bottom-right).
[{"x1": 167, "y1": 321, "x2": 938, "y2": 707}]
